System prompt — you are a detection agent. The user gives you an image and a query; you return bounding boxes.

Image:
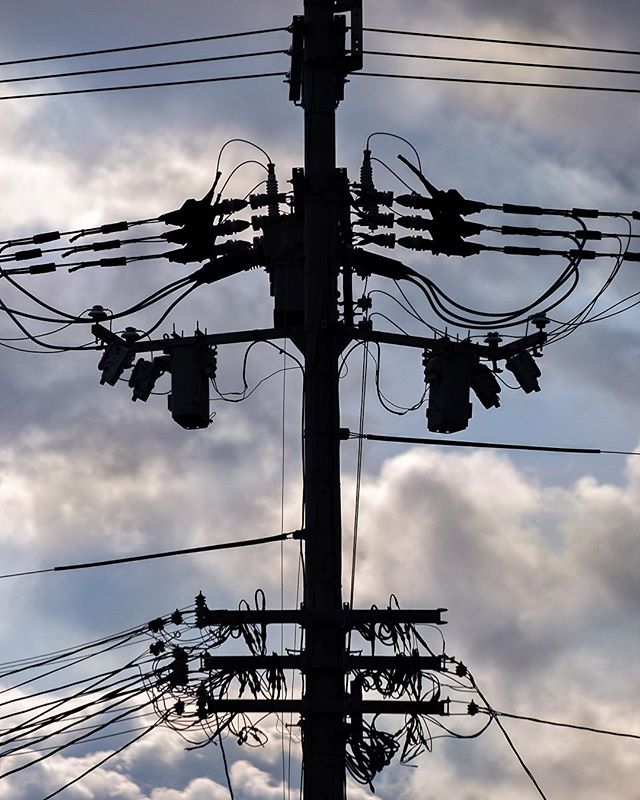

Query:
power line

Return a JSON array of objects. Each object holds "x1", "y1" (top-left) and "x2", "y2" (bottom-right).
[
  {"x1": 349, "y1": 431, "x2": 640, "y2": 457},
  {"x1": 363, "y1": 27, "x2": 640, "y2": 57},
  {"x1": 364, "y1": 49, "x2": 640, "y2": 77},
  {"x1": 0, "y1": 531, "x2": 300, "y2": 579},
  {"x1": 0, "y1": 27, "x2": 289, "y2": 68},
  {"x1": 357, "y1": 71, "x2": 640, "y2": 94},
  {"x1": 486, "y1": 709, "x2": 640, "y2": 741},
  {"x1": 469, "y1": 675, "x2": 549, "y2": 800},
  {"x1": 0, "y1": 71, "x2": 288, "y2": 101},
  {"x1": 0, "y1": 50, "x2": 288, "y2": 85}
]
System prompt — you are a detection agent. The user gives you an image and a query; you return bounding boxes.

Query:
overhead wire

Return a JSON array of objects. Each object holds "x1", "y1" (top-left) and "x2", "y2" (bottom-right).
[
  {"x1": 356, "y1": 71, "x2": 640, "y2": 95},
  {"x1": 483, "y1": 709, "x2": 640, "y2": 740},
  {"x1": 469, "y1": 673, "x2": 549, "y2": 800},
  {"x1": 0, "y1": 531, "x2": 298, "y2": 580},
  {"x1": 363, "y1": 50, "x2": 640, "y2": 77},
  {"x1": 350, "y1": 431, "x2": 639, "y2": 457},
  {"x1": 0, "y1": 27, "x2": 290, "y2": 67},
  {"x1": 0, "y1": 72, "x2": 289, "y2": 102},
  {"x1": 362, "y1": 27, "x2": 640, "y2": 57},
  {"x1": 0, "y1": 49, "x2": 288, "y2": 85}
]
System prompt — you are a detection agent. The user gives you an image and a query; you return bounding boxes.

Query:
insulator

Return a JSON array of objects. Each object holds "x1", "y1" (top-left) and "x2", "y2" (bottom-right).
[
  {"x1": 359, "y1": 149, "x2": 375, "y2": 195},
  {"x1": 213, "y1": 219, "x2": 251, "y2": 236},
  {"x1": 88, "y1": 305, "x2": 108, "y2": 322},
  {"x1": 122, "y1": 327, "x2": 140, "y2": 344},
  {"x1": 505, "y1": 350, "x2": 541, "y2": 393},
  {"x1": 266, "y1": 162, "x2": 280, "y2": 217},
  {"x1": 168, "y1": 646, "x2": 189, "y2": 687},
  {"x1": 359, "y1": 233, "x2": 396, "y2": 248},
  {"x1": 214, "y1": 197, "x2": 249, "y2": 215},
  {"x1": 530, "y1": 313, "x2": 550, "y2": 330},
  {"x1": 250, "y1": 192, "x2": 287, "y2": 210},
  {"x1": 397, "y1": 215, "x2": 433, "y2": 231},
  {"x1": 353, "y1": 189, "x2": 394, "y2": 207},
  {"x1": 355, "y1": 212, "x2": 395, "y2": 229},
  {"x1": 398, "y1": 236, "x2": 433, "y2": 252},
  {"x1": 396, "y1": 193, "x2": 432, "y2": 210}
]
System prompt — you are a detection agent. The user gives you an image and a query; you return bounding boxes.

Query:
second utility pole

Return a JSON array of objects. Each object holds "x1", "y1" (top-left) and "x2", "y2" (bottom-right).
[{"x1": 301, "y1": 1, "x2": 345, "y2": 798}]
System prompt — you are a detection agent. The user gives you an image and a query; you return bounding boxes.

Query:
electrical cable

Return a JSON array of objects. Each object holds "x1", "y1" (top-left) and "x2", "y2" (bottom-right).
[
  {"x1": 356, "y1": 71, "x2": 640, "y2": 94},
  {"x1": 0, "y1": 531, "x2": 298, "y2": 579},
  {"x1": 348, "y1": 331, "x2": 369, "y2": 612},
  {"x1": 0, "y1": 50, "x2": 288, "y2": 85},
  {"x1": 365, "y1": 132, "x2": 422, "y2": 172},
  {"x1": 468, "y1": 673, "x2": 549, "y2": 800},
  {"x1": 362, "y1": 27, "x2": 640, "y2": 57},
  {"x1": 364, "y1": 49, "x2": 640, "y2": 77},
  {"x1": 0, "y1": 27, "x2": 289, "y2": 68},
  {"x1": 350, "y1": 431, "x2": 639, "y2": 456},
  {"x1": 0, "y1": 71, "x2": 288, "y2": 101},
  {"x1": 484, "y1": 709, "x2": 640, "y2": 740},
  {"x1": 39, "y1": 714, "x2": 166, "y2": 800}
]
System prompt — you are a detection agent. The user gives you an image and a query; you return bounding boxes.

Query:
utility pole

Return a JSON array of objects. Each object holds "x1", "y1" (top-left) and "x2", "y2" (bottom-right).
[
  {"x1": 80, "y1": 0, "x2": 552, "y2": 794},
  {"x1": 300, "y1": 2, "x2": 345, "y2": 797}
]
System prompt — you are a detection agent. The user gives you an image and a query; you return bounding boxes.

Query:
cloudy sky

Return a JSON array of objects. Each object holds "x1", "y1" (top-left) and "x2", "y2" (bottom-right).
[{"x1": 1, "y1": 1, "x2": 640, "y2": 798}]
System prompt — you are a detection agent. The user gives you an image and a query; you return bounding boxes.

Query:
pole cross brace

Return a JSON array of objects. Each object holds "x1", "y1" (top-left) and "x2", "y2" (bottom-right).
[
  {"x1": 199, "y1": 654, "x2": 446, "y2": 672},
  {"x1": 200, "y1": 698, "x2": 450, "y2": 716},
  {"x1": 197, "y1": 608, "x2": 447, "y2": 626}
]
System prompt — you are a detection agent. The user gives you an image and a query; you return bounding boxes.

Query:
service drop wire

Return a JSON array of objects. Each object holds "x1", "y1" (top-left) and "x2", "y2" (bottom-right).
[
  {"x1": 215, "y1": 137, "x2": 272, "y2": 177},
  {"x1": 381, "y1": 244, "x2": 580, "y2": 330},
  {"x1": 366, "y1": 131, "x2": 422, "y2": 173},
  {"x1": 406, "y1": 228, "x2": 585, "y2": 325},
  {"x1": 0, "y1": 674, "x2": 150, "y2": 755},
  {"x1": 38, "y1": 716, "x2": 166, "y2": 800},
  {"x1": 403, "y1": 251, "x2": 581, "y2": 331},
  {"x1": 545, "y1": 217, "x2": 631, "y2": 344},
  {"x1": 468, "y1": 672, "x2": 549, "y2": 800},
  {"x1": 0, "y1": 675, "x2": 150, "y2": 752},
  {"x1": 0, "y1": 696, "x2": 157, "y2": 781},
  {"x1": 0, "y1": 624, "x2": 151, "y2": 679}
]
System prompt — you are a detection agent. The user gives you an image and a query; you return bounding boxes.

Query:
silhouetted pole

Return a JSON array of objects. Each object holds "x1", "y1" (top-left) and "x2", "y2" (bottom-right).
[{"x1": 301, "y1": 1, "x2": 345, "y2": 798}]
